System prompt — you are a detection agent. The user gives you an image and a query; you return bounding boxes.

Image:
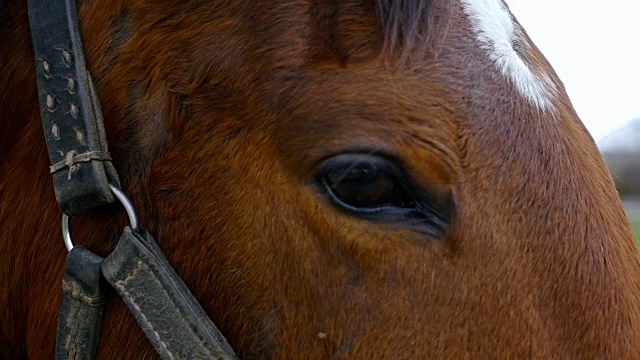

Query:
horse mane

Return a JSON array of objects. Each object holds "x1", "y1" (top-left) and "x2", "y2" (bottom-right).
[{"x1": 376, "y1": 0, "x2": 434, "y2": 56}]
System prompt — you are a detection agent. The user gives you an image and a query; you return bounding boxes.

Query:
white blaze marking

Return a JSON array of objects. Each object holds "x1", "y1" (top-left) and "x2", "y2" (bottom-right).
[{"x1": 460, "y1": 0, "x2": 556, "y2": 111}]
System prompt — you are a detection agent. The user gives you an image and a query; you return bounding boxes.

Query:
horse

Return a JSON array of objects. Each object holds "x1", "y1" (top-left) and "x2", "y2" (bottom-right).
[{"x1": 2, "y1": 0, "x2": 640, "y2": 358}]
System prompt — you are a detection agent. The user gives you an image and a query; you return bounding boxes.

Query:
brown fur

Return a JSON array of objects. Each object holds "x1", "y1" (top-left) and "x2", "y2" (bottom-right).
[{"x1": 2, "y1": 0, "x2": 640, "y2": 358}]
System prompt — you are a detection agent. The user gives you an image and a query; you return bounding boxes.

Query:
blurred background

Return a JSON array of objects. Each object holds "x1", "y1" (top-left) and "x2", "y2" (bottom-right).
[
  {"x1": 600, "y1": 121, "x2": 640, "y2": 242},
  {"x1": 506, "y1": 0, "x2": 640, "y2": 243}
]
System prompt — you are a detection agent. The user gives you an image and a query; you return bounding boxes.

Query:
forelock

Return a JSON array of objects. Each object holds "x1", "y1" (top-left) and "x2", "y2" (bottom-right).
[{"x1": 376, "y1": 0, "x2": 433, "y2": 55}]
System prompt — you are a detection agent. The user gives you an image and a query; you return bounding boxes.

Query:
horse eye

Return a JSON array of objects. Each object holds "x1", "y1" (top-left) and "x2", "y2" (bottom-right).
[
  {"x1": 314, "y1": 153, "x2": 451, "y2": 237},
  {"x1": 318, "y1": 154, "x2": 413, "y2": 211}
]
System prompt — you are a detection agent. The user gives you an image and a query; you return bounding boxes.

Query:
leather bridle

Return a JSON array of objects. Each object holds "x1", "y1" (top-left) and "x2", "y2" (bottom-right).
[{"x1": 24, "y1": 0, "x2": 238, "y2": 358}]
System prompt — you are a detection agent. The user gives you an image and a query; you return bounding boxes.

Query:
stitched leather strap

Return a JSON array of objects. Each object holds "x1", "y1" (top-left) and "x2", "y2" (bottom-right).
[
  {"x1": 56, "y1": 247, "x2": 106, "y2": 360},
  {"x1": 28, "y1": 0, "x2": 120, "y2": 216},
  {"x1": 102, "y1": 227, "x2": 237, "y2": 360}
]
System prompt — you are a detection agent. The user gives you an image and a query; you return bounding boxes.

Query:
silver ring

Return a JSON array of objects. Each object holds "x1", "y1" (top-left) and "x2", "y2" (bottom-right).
[{"x1": 62, "y1": 184, "x2": 139, "y2": 252}]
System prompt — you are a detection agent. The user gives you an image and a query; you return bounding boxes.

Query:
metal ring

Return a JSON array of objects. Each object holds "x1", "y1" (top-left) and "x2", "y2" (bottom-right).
[{"x1": 62, "y1": 184, "x2": 139, "y2": 252}]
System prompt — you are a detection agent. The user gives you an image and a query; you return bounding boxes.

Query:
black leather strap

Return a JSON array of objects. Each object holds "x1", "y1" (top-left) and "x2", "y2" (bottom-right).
[
  {"x1": 102, "y1": 227, "x2": 237, "y2": 360},
  {"x1": 29, "y1": 1, "x2": 239, "y2": 358},
  {"x1": 28, "y1": 0, "x2": 120, "y2": 216},
  {"x1": 56, "y1": 246, "x2": 106, "y2": 360}
]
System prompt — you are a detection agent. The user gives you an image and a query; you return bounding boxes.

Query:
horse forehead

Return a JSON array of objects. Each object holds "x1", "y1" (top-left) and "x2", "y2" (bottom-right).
[{"x1": 458, "y1": 0, "x2": 556, "y2": 111}]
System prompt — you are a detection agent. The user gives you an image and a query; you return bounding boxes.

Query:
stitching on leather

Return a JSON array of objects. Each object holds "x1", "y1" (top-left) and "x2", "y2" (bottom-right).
[
  {"x1": 112, "y1": 259, "x2": 175, "y2": 360},
  {"x1": 65, "y1": 302, "x2": 81, "y2": 359},
  {"x1": 62, "y1": 280, "x2": 105, "y2": 306}
]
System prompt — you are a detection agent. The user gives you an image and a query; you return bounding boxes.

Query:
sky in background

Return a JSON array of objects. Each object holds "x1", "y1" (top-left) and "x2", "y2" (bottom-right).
[{"x1": 506, "y1": 0, "x2": 640, "y2": 144}]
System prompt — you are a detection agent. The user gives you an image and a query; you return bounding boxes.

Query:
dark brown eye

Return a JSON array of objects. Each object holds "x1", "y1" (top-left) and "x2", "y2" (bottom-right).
[
  {"x1": 314, "y1": 153, "x2": 452, "y2": 237},
  {"x1": 319, "y1": 154, "x2": 413, "y2": 211},
  {"x1": 326, "y1": 164, "x2": 395, "y2": 208}
]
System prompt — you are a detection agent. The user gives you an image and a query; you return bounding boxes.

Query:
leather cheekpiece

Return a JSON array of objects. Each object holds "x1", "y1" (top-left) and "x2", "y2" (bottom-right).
[
  {"x1": 28, "y1": 0, "x2": 120, "y2": 216},
  {"x1": 56, "y1": 246, "x2": 106, "y2": 360},
  {"x1": 102, "y1": 227, "x2": 237, "y2": 360}
]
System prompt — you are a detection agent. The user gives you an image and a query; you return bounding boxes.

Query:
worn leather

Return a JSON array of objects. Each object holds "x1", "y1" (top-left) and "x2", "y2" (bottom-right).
[
  {"x1": 27, "y1": 0, "x2": 120, "y2": 216},
  {"x1": 56, "y1": 247, "x2": 106, "y2": 360},
  {"x1": 102, "y1": 227, "x2": 237, "y2": 360}
]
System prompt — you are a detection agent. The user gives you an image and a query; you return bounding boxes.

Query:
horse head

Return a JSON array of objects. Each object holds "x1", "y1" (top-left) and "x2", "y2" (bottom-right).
[{"x1": 1, "y1": 0, "x2": 639, "y2": 358}]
